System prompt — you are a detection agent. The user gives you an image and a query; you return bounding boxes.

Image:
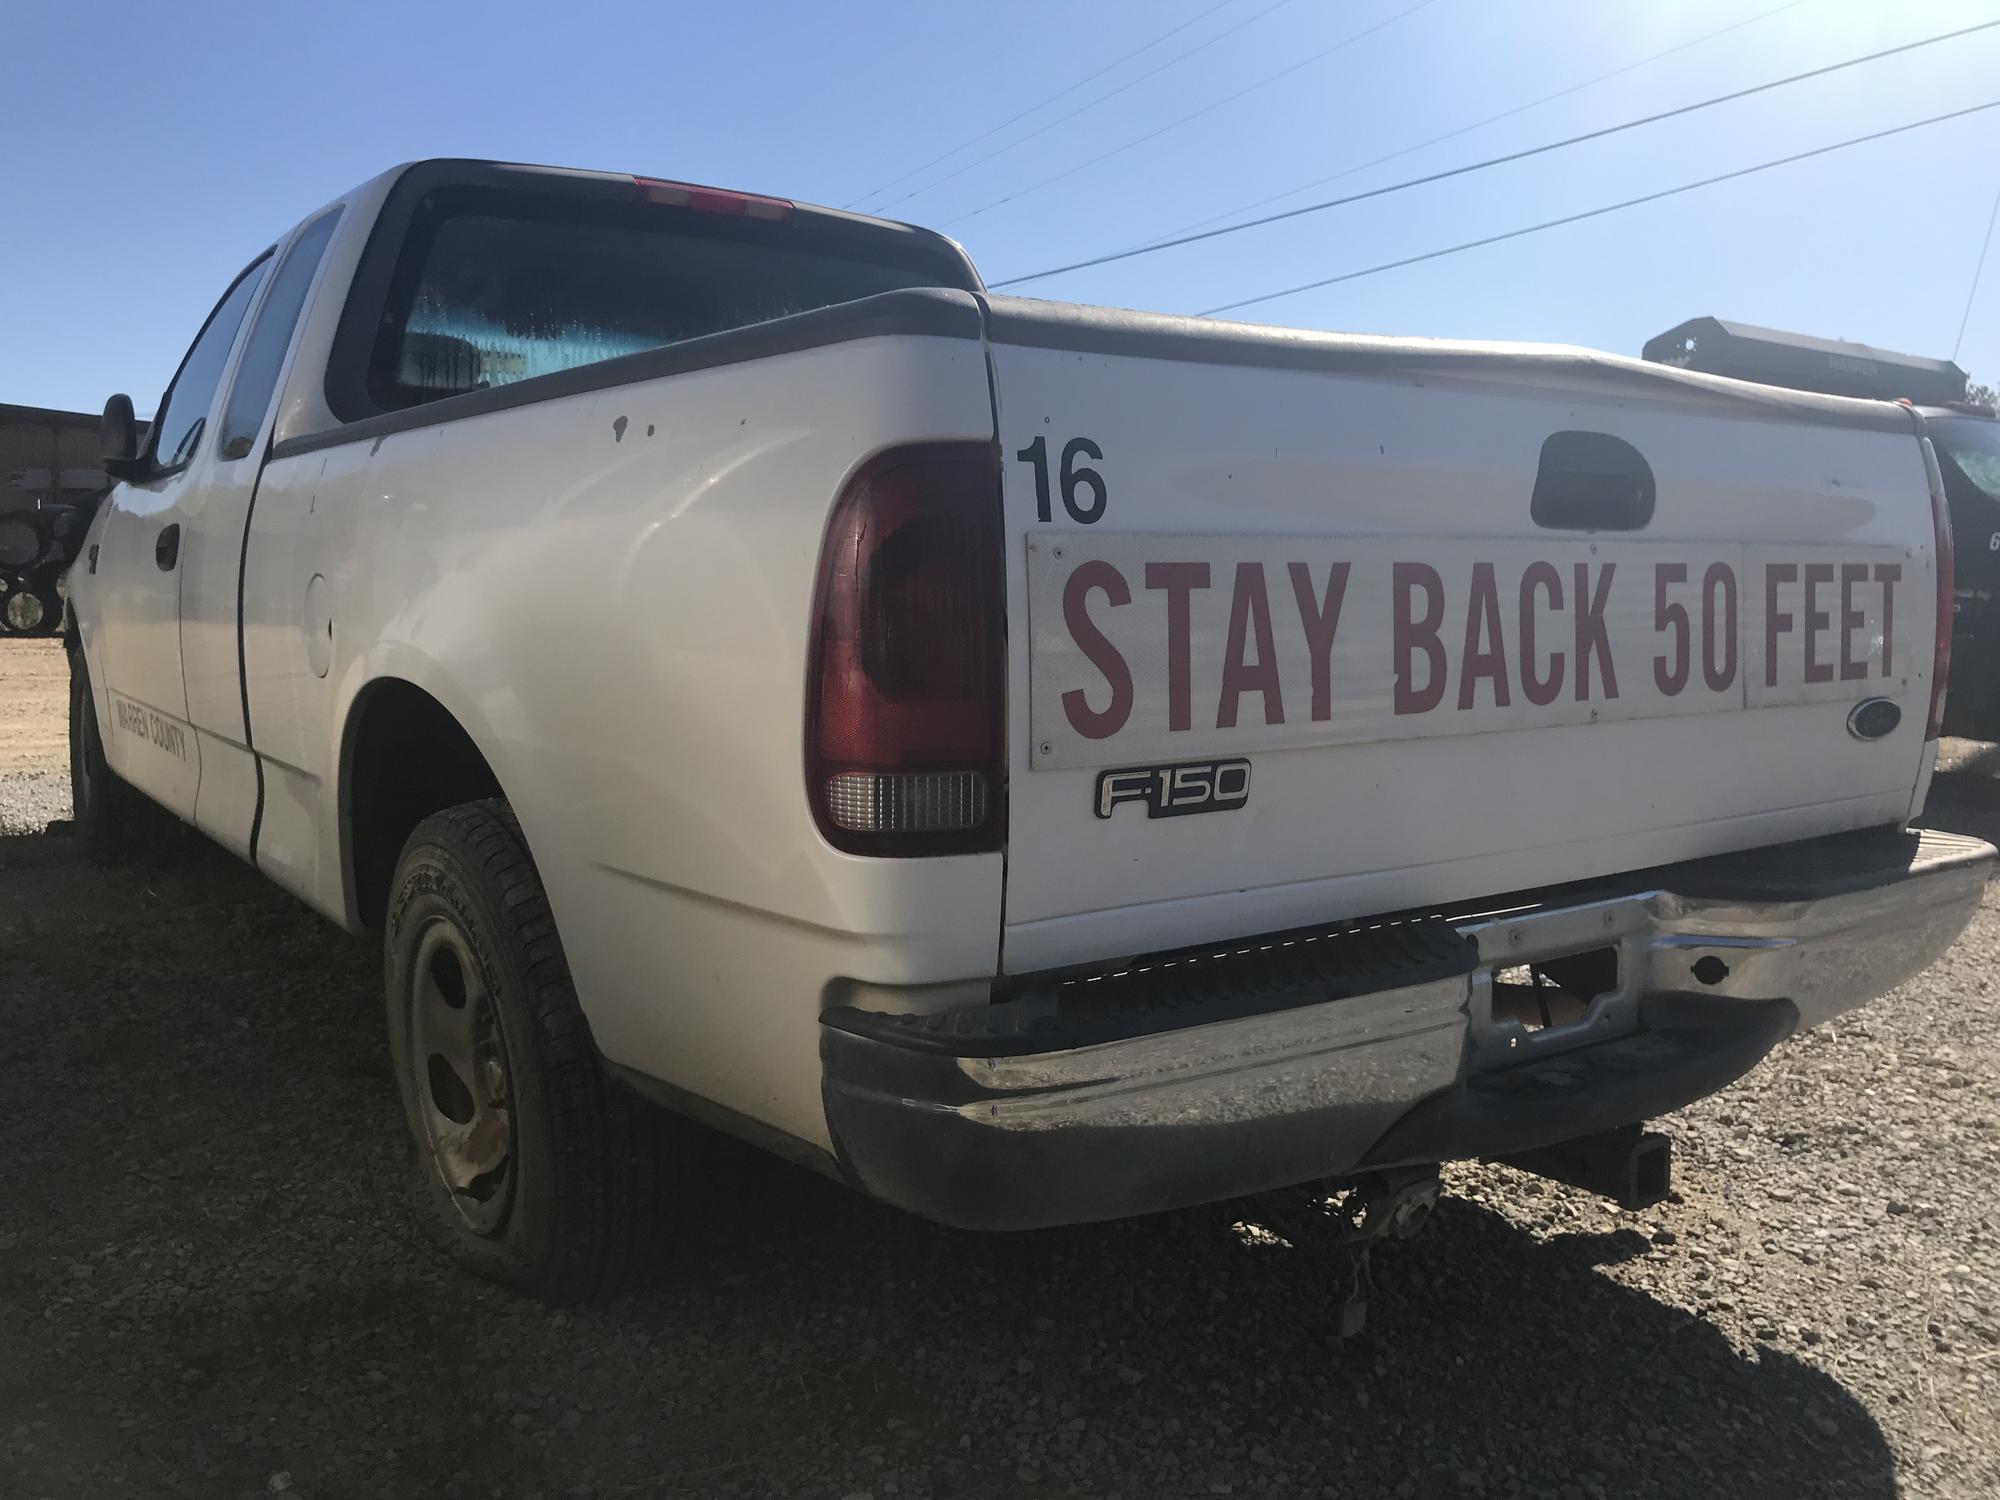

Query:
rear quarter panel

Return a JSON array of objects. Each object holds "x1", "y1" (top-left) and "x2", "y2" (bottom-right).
[{"x1": 242, "y1": 313, "x2": 999, "y2": 1147}]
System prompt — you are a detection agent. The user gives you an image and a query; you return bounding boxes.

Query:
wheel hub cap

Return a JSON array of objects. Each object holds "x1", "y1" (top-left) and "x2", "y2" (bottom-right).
[{"x1": 410, "y1": 921, "x2": 514, "y2": 1234}]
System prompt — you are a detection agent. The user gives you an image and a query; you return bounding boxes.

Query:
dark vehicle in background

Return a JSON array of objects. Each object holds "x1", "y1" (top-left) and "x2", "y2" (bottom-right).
[
  {"x1": 1644, "y1": 319, "x2": 2000, "y2": 739},
  {"x1": 1926, "y1": 413, "x2": 2000, "y2": 735},
  {"x1": 0, "y1": 403, "x2": 109, "y2": 635}
]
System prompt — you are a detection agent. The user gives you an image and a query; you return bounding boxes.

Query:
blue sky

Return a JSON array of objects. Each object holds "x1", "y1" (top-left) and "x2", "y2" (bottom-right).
[{"x1": 3, "y1": 0, "x2": 1996, "y2": 414}]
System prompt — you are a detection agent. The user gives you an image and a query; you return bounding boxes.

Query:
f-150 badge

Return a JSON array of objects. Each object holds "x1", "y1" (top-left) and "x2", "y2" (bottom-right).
[{"x1": 1095, "y1": 759, "x2": 1251, "y2": 820}]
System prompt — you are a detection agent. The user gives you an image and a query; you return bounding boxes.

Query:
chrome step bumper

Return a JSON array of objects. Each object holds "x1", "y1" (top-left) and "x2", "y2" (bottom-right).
[{"x1": 820, "y1": 828, "x2": 1992, "y2": 1231}]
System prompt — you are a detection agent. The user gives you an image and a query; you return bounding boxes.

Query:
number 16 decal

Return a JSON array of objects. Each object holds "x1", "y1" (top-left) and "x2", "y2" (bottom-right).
[{"x1": 1017, "y1": 435, "x2": 1108, "y2": 524}]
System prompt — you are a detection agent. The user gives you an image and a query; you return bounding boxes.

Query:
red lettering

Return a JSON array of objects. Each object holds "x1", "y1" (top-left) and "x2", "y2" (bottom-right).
[
  {"x1": 1288, "y1": 560, "x2": 1351, "y2": 723},
  {"x1": 1458, "y1": 562, "x2": 1511, "y2": 710},
  {"x1": 1144, "y1": 561, "x2": 1210, "y2": 732},
  {"x1": 1702, "y1": 562, "x2": 1738, "y2": 692},
  {"x1": 1874, "y1": 563, "x2": 1900, "y2": 677},
  {"x1": 1216, "y1": 562, "x2": 1284, "y2": 728},
  {"x1": 1803, "y1": 562, "x2": 1835, "y2": 684},
  {"x1": 1574, "y1": 562, "x2": 1618, "y2": 702},
  {"x1": 1393, "y1": 562, "x2": 1446, "y2": 716},
  {"x1": 1764, "y1": 563, "x2": 1797, "y2": 687},
  {"x1": 1519, "y1": 561, "x2": 1565, "y2": 706},
  {"x1": 1654, "y1": 562, "x2": 1689, "y2": 696},
  {"x1": 1838, "y1": 562, "x2": 1869, "y2": 681},
  {"x1": 1061, "y1": 561, "x2": 1132, "y2": 739}
]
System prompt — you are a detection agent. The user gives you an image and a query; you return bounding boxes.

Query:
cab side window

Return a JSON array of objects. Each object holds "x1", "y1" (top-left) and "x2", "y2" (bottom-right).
[
  {"x1": 219, "y1": 210, "x2": 342, "y2": 460},
  {"x1": 149, "y1": 256, "x2": 272, "y2": 474}
]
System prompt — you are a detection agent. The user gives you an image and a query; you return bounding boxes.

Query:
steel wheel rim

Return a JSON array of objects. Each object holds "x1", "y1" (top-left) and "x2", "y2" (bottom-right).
[{"x1": 408, "y1": 918, "x2": 515, "y2": 1235}]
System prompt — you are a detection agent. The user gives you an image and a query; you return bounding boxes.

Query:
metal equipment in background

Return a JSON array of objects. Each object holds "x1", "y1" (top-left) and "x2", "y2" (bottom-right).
[
  {"x1": 0, "y1": 403, "x2": 107, "y2": 636},
  {"x1": 1644, "y1": 319, "x2": 2000, "y2": 739},
  {"x1": 1642, "y1": 316, "x2": 1972, "y2": 405}
]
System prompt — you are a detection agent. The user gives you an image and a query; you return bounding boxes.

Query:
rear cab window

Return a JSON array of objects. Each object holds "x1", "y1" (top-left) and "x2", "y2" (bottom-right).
[{"x1": 328, "y1": 164, "x2": 982, "y2": 420}]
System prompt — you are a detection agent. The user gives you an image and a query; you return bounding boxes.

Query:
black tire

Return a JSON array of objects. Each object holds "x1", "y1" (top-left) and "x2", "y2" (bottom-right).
[
  {"x1": 384, "y1": 800, "x2": 675, "y2": 1302},
  {"x1": 67, "y1": 647, "x2": 147, "y2": 855}
]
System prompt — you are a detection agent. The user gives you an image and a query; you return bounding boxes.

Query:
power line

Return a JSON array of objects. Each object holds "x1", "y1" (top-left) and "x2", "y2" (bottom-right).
[
  {"x1": 1147, "y1": 0, "x2": 1815, "y2": 245},
  {"x1": 1954, "y1": 176, "x2": 2000, "y2": 362},
  {"x1": 841, "y1": 0, "x2": 1239, "y2": 210},
  {"x1": 871, "y1": 0, "x2": 1300, "y2": 216},
  {"x1": 940, "y1": 0, "x2": 1446, "y2": 230},
  {"x1": 1192, "y1": 99, "x2": 2000, "y2": 318},
  {"x1": 988, "y1": 17, "x2": 2000, "y2": 289}
]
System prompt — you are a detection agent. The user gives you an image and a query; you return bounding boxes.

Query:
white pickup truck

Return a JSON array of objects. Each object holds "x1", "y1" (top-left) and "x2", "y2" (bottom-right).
[{"x1": 67, "y1": 158, "x2": 1992, "y2": 1301}]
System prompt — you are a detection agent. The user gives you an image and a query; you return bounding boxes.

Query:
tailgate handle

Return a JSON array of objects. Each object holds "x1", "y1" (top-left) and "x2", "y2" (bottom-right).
[{"x1": 1531, "y1": 431, "x2": 1655, "y2": 531}]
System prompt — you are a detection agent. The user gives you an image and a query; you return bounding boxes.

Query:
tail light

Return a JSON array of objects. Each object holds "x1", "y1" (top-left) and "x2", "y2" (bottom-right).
[
  {"x1": 1921, "y1": 435, "x2": 1954, "y2": 739},
  {"x1": 633, "y1": 177, "x2": 793, "y2": 221},
  {"x1": 806, "y1": 442, "x2": 1005, "y2": 855}
]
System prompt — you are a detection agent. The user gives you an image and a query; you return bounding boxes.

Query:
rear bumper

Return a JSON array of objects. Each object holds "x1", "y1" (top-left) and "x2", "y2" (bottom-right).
[{"x1": 820, "y1": 827, "x2": 1991, "y2": 1231}]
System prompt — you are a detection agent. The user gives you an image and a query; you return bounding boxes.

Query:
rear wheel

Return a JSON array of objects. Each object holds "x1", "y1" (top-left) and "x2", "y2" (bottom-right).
[{"x1": 384, "y1": 800, "x2": 675, "y2": 1301}]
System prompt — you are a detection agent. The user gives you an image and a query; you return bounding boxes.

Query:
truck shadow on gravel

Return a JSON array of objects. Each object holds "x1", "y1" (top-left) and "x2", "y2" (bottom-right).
[{"x1": 0, "y1": 830, "x2": 1898, "y2": 1500}]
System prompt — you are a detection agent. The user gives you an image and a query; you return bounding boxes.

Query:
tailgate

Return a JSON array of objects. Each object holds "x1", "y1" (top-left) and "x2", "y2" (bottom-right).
[{"x1": 985, "y1": 299, "x2": 1938, "y2": 973}]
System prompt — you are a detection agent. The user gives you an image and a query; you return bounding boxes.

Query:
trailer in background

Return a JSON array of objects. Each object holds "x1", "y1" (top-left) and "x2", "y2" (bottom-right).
[
  {"x1": 1642, "y1": 317, "x2": 1972, "y2": 406},
  {"x1": 1, "y1": 403, "x2": 108, "y2": 636}
]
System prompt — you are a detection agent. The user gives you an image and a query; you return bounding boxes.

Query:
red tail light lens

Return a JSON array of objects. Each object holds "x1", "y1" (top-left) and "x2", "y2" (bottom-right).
[
  {"x1": 1922, "y1": 435, "x2": 1954, "y2": 740},
  {"x1": 806, "y1": 443, "x2": 1005, "y2": 855}
]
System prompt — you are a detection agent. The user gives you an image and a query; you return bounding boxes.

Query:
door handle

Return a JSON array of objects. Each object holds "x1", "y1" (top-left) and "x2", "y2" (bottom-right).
[
  {"x1": 155, "y1": 524, "x2": 181, "y2": 571},
  {"x1": 1530, "y1": 431, "x2": 1656, "y2": 531}
]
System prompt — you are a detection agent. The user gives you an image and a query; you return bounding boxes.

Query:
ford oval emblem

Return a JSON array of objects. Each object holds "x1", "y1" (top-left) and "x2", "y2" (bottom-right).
[{"x1": 1847, "y1": 698, "x2": 1901, "y2": 741}]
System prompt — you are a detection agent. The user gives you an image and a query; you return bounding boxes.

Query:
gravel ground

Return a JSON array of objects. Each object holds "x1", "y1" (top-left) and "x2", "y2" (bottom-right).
[
  {"x1": 0, "y1": 639, "x2": 69, "y2": 836},
  {"x1": 2, "y1": 639, "x2": 1997, "y2": 1499}
]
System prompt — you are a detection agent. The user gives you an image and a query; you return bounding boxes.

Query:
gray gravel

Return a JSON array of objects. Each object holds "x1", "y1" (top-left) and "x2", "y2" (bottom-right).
[
  {"x1": 0, "y1": 769, "x2": 69, "y2": 837},
  {"x1": 1, "y1": 731, "x2": 1996, "y2": 1496}
]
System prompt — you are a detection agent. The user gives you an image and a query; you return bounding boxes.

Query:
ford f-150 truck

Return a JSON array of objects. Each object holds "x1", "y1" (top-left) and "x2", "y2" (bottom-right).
[{"x1": 67, "y1": 158, "x2": 1993, "y2": 1301}]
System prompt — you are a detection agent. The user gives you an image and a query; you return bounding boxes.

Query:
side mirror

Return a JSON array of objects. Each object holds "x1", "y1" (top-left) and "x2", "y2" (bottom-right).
[{"x1": 101, "y1": 394, "x2": 148, "y2": 481}]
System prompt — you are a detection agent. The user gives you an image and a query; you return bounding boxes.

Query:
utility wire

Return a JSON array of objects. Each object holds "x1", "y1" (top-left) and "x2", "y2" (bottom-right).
[
  {"x1": 989, "y1": 17, "x2": 2000, "y2": 289},
  {"x1": 1193, "y1": 98, "x2": 2000, "y2": 318},
  {"x1": 841, "y1": 0, "x2": 1239, "y2": 210},
  {"x1": 1953, "y1": 176, "x2": 2000, "y2": 361},
  {"x1": 941, "y1": 0, "x2": 1446, "y2": 230},
  {"x1": 870, "y1": 0, "x2": 1299, "y2": 215},
  {"x1": 1149, "y1": 0, "x2": 1815, "y2": 245}
]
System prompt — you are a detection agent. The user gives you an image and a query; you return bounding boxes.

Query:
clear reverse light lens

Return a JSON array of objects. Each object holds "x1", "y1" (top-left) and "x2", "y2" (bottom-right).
[{"x1": 824, "y1": 770, "x2": 989, "y2": 835}]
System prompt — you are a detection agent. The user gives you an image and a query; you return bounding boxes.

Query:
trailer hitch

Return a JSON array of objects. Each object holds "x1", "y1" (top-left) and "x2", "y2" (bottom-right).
[
  {"x1": 1346, "y1": 1164, "x2": 1443, "y2": 1243},
  {"x1": 1499, "y1": 1122, "x2": 1672, "y2": 1210},
  {"x1": 1329, "y1": 1166, "x2": 1442, "y2": 1340}
]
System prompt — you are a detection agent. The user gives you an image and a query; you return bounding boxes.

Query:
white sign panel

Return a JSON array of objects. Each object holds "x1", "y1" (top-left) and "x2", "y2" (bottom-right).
[{"x1": 1026, "y1": 534, "x2": 1919, "y2": 770}]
